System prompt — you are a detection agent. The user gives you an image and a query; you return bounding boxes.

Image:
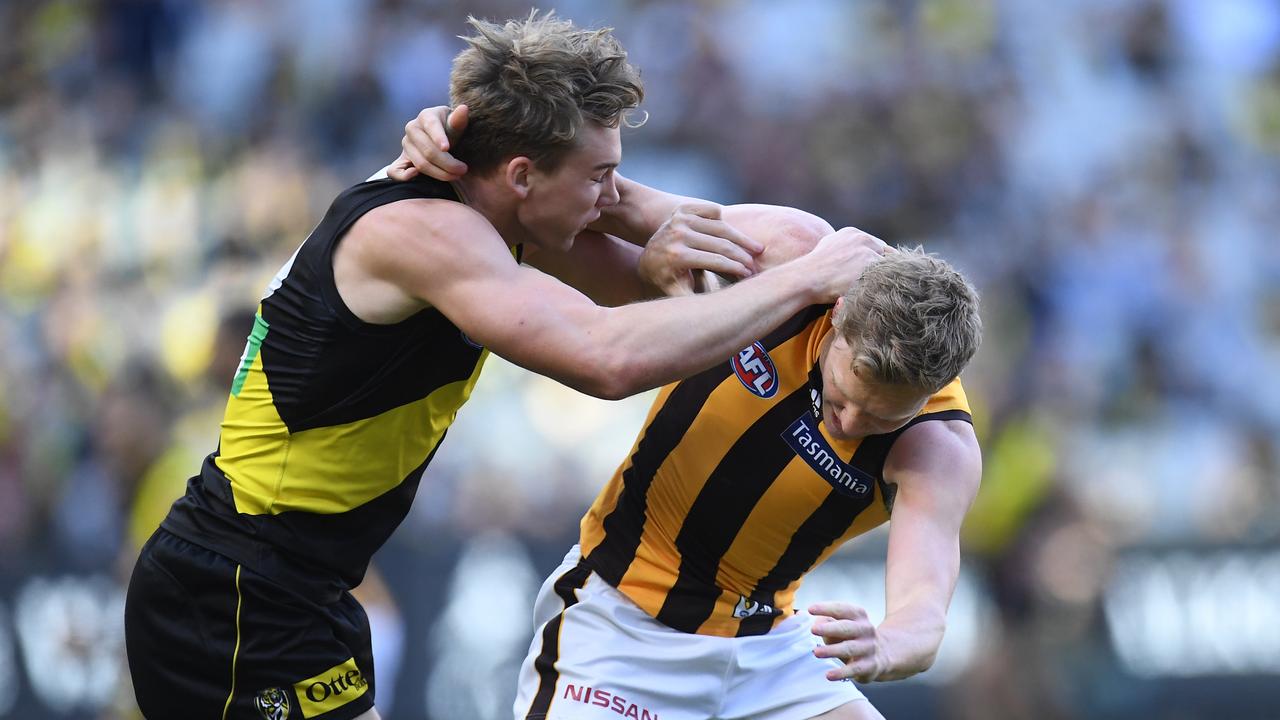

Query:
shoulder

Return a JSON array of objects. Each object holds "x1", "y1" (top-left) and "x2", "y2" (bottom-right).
[
  {"x1": 358, "y1": 196, "x2": 492, "y2": 243},
  {"x1": 347, "y1": 197, "x2": 511, "y2": 269},
  {"x1": 884, "y1": 419, "x2": 981, "y2": 503},
  {"x1": 722, "y1": 204, "x2": 835, "y2": 270}
]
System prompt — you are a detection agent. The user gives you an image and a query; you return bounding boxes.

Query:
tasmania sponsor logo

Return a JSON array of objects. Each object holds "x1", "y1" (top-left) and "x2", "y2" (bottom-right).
[
  {"x1": 782, "y1": 415, "x2": 874, "y2": 497},
  {"x1": 563, "y1": 685, "x2": 660, "y2": 719},
  {"x1": 732, "y1": 595, "x2": 779, "y2": 619},
  {"x1": 731, "y1": 342, "x2": 779, "y2": 398}
]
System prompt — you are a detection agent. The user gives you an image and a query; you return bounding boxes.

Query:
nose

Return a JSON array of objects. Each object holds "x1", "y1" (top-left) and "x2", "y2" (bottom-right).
[
  {"x1": 839, "y1": 406, "x2": 858, "y2": 431},
  {"x1": 597, "y1": 174, "x2": 620, "y2": 208}
]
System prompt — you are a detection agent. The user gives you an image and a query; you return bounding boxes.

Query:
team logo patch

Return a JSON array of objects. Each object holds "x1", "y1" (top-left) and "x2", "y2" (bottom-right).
[
  {"x1": 782, "y1": 415, "x2": 874, "y2": 497},
  {"x1": 254, "y1": 687, "x2": 290, "y2": 720},
  {"x1": 732, "y1": 595, "x2": 779, "y2": 619},
  {"x1": 731, "y1": 342, "x2": 779, "y2": 398}
]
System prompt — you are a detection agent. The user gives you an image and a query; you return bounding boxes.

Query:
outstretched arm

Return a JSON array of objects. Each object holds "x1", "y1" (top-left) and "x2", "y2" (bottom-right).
[
  {"x1": 810, "y1": 419, "x2": 982, "y2": 682},
  {"x1": 340, "y1": 198, "x2": 888, "y2": 400}
]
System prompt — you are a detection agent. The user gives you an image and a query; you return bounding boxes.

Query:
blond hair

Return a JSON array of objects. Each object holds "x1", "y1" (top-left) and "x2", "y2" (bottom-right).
[
  {"x1": 833, "y1": 248, "x2": 981, "y2": 393},
  {"x1": 449, "y1": 11, "x2": 644, "y2": 173}
]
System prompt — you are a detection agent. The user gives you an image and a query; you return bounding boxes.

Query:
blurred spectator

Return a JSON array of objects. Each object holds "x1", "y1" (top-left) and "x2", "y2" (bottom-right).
[{"x1": 3, "y1": 0, "x2": 1280, "y2": 718}]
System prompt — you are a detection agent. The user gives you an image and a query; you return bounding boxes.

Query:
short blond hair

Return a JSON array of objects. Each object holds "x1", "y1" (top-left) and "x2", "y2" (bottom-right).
[
  {"x1": 449, "y1": 11, "x2": 644, "y2": 173},
  {"x1": 833, "y1": 248, "x2": 981, "y2": 393}
]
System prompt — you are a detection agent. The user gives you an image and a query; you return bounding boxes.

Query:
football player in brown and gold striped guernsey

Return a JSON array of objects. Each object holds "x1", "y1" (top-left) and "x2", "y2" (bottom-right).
[{"x1": 510, "y1": 205, "x2": 983, "y2": 720}]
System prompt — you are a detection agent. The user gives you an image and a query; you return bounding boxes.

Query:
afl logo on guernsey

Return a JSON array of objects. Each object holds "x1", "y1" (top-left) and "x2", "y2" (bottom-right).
[{"x1": 732, "y1": 342, "x2": 779, "y2": 398}]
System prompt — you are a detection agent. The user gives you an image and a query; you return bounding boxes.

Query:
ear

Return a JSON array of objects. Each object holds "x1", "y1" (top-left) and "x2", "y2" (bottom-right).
[
  {"x1": 833, "y1": 296, "x2": 846, "y2": 317},
  {"x1": 504, "y1": 157, "x2": 532, "y2": 199}
]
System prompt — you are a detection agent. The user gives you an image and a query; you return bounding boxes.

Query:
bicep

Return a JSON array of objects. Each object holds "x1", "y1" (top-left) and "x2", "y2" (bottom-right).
[
  {"x1": 438, "y1": 264, "x2": 606, "y2": 367},
  {"x1": 363, "y1": 200, "x2": 611, "y2": 382},
  {"x1": 882, "y1": 421, "x2": 982, "y2": 615}
]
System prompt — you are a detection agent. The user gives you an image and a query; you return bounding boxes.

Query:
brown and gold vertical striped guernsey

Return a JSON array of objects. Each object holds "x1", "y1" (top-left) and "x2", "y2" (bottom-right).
[{"x1": 578, "y1": 306, "x2": 971, "y2": 638}]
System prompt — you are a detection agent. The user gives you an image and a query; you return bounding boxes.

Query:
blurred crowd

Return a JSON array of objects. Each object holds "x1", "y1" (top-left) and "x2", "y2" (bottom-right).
[{"x1": 2, "y1": 0, "x2": 1280, "y2": 718}]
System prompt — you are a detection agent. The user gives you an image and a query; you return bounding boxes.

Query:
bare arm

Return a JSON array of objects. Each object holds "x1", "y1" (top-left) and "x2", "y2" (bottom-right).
[
  {"x1": 522, "y1": 230, "x2": 648, "y2": 307},
  {"x1": 810, "y1": 419, "x2": 981, "y2": 682},
  {"x1": 340, "y1": 198, "x2": 886, "y2": 400},
  {"x1": 388, "y1": 107, "x2": 765, "y2": 302},
  {"x1": 529, "y1": 201, "x2": 774, "y2": 303},
  {"x1": 657, "y1": 204, "x2": 834, "y2": 295}
]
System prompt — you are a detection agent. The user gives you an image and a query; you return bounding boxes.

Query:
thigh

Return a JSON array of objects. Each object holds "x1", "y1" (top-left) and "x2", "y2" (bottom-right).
[
  {"x1": 126, "y1": 529, "x2": 377, "y2": 720},
  {"x1": 720, "y1": 612, "x2": 868, "y2": 720},
  {"x1": 513, "y1": 549, "x2": 723, "y2": 720},
  {"x1": 809, "y1": 699, "x2": 886, "y2": 720}
]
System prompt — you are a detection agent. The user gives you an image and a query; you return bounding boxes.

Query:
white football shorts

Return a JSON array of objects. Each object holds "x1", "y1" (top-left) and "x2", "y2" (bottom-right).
[{"x1": 512, "y1": 546, "x2": 870, "y2": 720}]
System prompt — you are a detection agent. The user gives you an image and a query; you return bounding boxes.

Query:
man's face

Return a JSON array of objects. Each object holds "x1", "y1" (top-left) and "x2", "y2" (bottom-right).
[
  {"x1": 820, "y1": 333, "x2": 932, "y2": 441},
  {"x1": 517, "y1": 122, "x2": 621, "y2": 250}
]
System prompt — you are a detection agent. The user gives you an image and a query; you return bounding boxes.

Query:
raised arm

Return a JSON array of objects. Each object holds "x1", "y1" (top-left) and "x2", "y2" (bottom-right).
[
  {"x1": 337, "y1": 198, "x2": 886, "y2": 400},
  {"x1": 531, "y1": 201, "x2": 838, "y2": 302},
  {"x1": 387, "y1": 108, "x2": 768, "y2": 301},
  {"x1": 522, "y1": 200, "x2": 765, "y2": 306},
  {"x1": 810, "y1": 419, "x2": 981, "y2": 682},
  {"x1": 643, "y1": 204, "x2": 835, "y2": 295}
]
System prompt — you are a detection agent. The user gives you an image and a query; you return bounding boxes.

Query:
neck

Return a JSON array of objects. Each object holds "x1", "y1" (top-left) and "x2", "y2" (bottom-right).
[
  {"x1": 452, "y1": 174, "x2": 528, "y2": 247},
  {"x1": 816, "y1": 325, "x2": 836, "y2": 368}
]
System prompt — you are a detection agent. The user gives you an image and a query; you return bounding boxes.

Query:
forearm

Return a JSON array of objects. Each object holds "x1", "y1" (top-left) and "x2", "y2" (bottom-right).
[{"x1": 582, "y1": 260, "x2": 820, "y2": 398}]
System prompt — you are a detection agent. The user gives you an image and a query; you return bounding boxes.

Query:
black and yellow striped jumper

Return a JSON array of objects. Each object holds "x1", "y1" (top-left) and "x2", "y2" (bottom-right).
[
  {"x1": 575, "y1": 306, "x2": 970, "y2": 638},
  {"x1": 126, "y1": 174, "x2": 504, "y2": 720}
]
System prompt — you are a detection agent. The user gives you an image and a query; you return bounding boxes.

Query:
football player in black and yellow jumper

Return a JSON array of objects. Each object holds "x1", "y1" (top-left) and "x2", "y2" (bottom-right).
[{"x1": 123, "y1": 13, "x2": 888, "y2": 720}]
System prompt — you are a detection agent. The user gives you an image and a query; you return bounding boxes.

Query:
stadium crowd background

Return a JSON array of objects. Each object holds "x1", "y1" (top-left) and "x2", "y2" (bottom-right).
[{"x1": 2, "y1": 0, "x2": 1279, "y2": 718}]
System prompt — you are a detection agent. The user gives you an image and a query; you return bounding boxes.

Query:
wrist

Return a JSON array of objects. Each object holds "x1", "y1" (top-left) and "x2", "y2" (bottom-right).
[
  {"x1": 871, "y1": 622, "x2": 938, "y2": 680},
  {"x1": 767, "y1": 255, "x2": 822, "y2": 305}
]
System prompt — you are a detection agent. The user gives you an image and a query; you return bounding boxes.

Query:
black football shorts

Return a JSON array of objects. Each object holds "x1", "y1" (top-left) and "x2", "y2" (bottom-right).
[{"x1": 125, "y1": 528, "x2": 376, "y2": 720}]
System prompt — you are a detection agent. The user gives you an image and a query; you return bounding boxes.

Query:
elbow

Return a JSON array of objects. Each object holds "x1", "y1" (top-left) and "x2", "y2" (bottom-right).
[{"x1": 577, "y1": 348, "x2": 652, "y2": 401}]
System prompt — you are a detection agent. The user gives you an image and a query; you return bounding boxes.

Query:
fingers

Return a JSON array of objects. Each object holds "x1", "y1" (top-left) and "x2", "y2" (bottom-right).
[
  {"x1": 683, "y1": 216, "x2": 764, "y2": 258},
  {"x1": 675, "y1": 222, "x2": 759, "y2": 272},
  {"x1": 672, "y1": 203, "x2": 764, "y2": 255},
  {"x1": 824, "y1": 654, "x2": 881, "y2": 683},
  {"x1": 646, "y1": 244, "x2": 753, "y2": 282},
  {"x1": 419, "y1": 105, "x2": 453, "y2": 151},
  {"x1": 677, "y1": 248, "x2": 754, "y2": 279},
  {"x1": 401, "y1": 107, "x2": 469, "y2": 181},
  {"x1": 809, "y1": 601, "x2": 868, "y2": 620},
  {"x1": 384, "y1": 152, "x2": 418, "y2": 181},
  {"x1": 811, "y1": 616, "x2": 873, "y2": 642},
  {"x1": 814, "y1": 636, "x2": 876, "y2": 663},
  {"x1": 446, "y1": 104, "x2": 470, "y2": 140},
  {"x1": 399, "y1": 125, "x2": 439, "y2": 177},
  {"x1": 809, "y1": 604, "x2": 880, "y2": 682}
]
